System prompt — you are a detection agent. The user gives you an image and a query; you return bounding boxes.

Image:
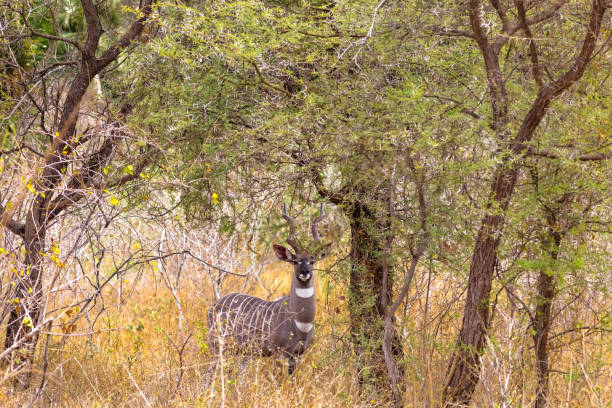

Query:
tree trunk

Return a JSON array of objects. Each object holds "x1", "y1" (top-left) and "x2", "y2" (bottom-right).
[
  {"x1": 1, "y1": 0, "x2": 156, "y2": 386},
  {"x1": 444, "y1": 166, "x2": 519, "y2": 404},
  {"x1": 345, "y1": 200, "x2": 403, "y2": 394},
  {"x1": 443, "y1": 2, "x2": 606, "y2": 403},
  {"x1": 533, "y1": 224, "x2": 561, "y2": 408},
  {"x1": 3, "y1": 199, "x2": 46, "y2": 386}
]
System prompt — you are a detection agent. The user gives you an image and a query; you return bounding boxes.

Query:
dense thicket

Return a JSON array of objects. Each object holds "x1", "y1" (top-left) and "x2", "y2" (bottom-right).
[{"x1": 1, "y1": 0, "x2": 609, "y2": 406}]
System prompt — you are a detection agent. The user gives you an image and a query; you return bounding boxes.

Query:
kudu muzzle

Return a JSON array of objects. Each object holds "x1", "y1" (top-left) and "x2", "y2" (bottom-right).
[{"x1": 298, "y1": 271, "x2": 311, "y2": 282}]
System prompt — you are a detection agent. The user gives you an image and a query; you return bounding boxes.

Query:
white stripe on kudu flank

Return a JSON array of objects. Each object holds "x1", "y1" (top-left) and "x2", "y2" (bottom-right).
[
  {"x1": 294, "y1": 320, "x2": 313, "y2": 332},
  {"x1": 295, "y1": 287, "x2": 314, "y2": 298}
]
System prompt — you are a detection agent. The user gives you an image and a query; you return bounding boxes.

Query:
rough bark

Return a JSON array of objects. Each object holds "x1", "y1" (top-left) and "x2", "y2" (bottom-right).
[
  {"x1": 444, "y1": 167, "x2": 518, "y2": 403},
  {"x1": 344, "y1": 199, "x2": 403, "y2": 393},
  {"x1": 312, "y1": 166, "x2": 405, "y2": 397},
  {"x1": 3, "y1": 208, "x2": 46, "y2": 379}
]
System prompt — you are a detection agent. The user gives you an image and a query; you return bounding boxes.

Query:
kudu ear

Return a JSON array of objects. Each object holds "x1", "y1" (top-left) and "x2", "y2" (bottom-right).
[
  {"x1": 317, "y1": 242, "x2": 332, "y2": 260},
  {"x1": 273, "y1": 244, "x2": 295, "y2": 263}
]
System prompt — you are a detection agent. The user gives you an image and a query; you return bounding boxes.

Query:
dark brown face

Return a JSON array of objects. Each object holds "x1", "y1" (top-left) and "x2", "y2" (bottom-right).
[
  {"x1": 293, "y1": 254, "x2": 315, "y2": 283},
  {"x1": 273, "y1": 244, "x2": 331, "y2": 285}
]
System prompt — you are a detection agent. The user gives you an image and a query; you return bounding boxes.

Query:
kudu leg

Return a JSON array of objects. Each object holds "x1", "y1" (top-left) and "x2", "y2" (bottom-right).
[
  {"x1": 238, "y1": 356, "x2": 250, "y2": 379},
  {"x1": 203, "y1": 336, "x2": 222, "y2": 392},
  {"x1": 202, "y1": 356, "x2": 217, "y2": 391},
  {"x1": 288, "y1": 356, "x2": 298, "y2": 375}
]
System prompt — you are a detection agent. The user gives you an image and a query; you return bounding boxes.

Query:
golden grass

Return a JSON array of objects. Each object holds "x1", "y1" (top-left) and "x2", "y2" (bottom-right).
[{"x1": 1, "y1": 263, "x2": 610, "y2": 407}]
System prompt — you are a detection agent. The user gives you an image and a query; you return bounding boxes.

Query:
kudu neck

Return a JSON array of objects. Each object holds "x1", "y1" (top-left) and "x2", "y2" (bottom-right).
[{"x1": 289, "y1": 275, "x2": 316, "y2": 320}]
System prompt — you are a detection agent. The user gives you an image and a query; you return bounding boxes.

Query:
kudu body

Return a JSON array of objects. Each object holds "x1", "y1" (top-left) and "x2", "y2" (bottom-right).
[{"x1": 207, "y1": 204, "x2": 330, "y2": 374}]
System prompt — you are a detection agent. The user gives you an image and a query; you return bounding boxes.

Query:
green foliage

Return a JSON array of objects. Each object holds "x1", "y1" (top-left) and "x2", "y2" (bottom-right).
[
  {"x1": 117, "y1": 2, "x2": 610, "y2": 316},
  {"x1": 0, "y1": 0, "x2": 609, "y2": 403}
]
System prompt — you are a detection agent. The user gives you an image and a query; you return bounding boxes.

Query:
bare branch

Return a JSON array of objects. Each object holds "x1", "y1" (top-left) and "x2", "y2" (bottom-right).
[
  {"x1": 311, "y1": 203, "x2": 325, "y2": 242},
  {"x1": 338, "y1": 0, "x2": 387, "y2": 69},
  {"x1": 386, "y1": 154, "x2": 429, "y2": 317},
  {"x1": 107, "y1": 155, "x2": 151, "y2": 189},
  {"x1": 429, "y1": 26, "x2": 476, "y2": 39},
  {"x1": 490, "y1": 0, "x2": 510, "y2": 32},
  {"x1": 491, "y1": 1, "x2": 568, "y2": 56},
  {"x1": 97, "y1": 0, "x2": 156, "y2": 68},
  {"x1": 423, "y1": 94, "x2": 481, "y2": 119},
  {"x1": 249, "y1": 60, "x2": 293, "y2": 97},
  {"x1": 515, "y1": 1, "x2": 568, "y2": 34},
  {"x1": 20, "y1": 22, "x2": 83, "y2": 52},
  {"x1": 45, "y1": 136, "x2": 117, "y2": 221}
]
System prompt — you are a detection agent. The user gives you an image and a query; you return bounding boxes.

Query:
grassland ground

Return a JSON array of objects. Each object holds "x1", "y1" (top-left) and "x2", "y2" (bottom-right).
[{"x1": 0, "y1": 262, "x2": 609, "y2": 407}]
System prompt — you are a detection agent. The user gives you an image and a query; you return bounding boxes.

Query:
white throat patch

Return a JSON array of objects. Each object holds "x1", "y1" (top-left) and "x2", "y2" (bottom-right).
[
  {"x1": 294, "y1": 320, "x2": 313, "y2": 332},
  {"x1": 295, "y1": 286, "x2": 314, "y2": 298}
]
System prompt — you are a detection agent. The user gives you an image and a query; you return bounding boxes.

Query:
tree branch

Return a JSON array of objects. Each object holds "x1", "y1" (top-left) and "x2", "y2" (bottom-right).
[
  {"x1": 386, "y1": 154, "x2": 429, "y2": 317},
  {"x1": 29, "y1": 0, "x2": 156, "y2": 221},
  {"x1": 249, "y1": 60, "x2": 293, "y2": 97},
  {"x1": 0, "y1": 203, "x2": 25, "y2": 237},
  {"x1": 97, "y1": 0, "x2": 155, "y2": 68},
  {"x1": 107, "y1": 151, "x2": 152, "y2": 189},
  {"x1": 511, "y1": 0, "x2": 608, "y2": 151},
  {"x1": 423, "y1": 94, "x2": 481, "y2": 119},
  {"x1": 429, "y1": 27, "x2": 476, "y2": 39},
  {"x1": 46, "y1": 105, "x2": 135, "y2": 221},
  {"x1": 23, "y1": 28, "x2": 82, "y2": 53},
  {"x1": 516, "y1": 0, "x2": 543, "y2": 87},
  {"x1": 468, "y1": 0, "x2": 509, "y2": 132},
  {"x1": 491, "y1": 1, "x2": 568, "y2": 56},
  {"x1": 81, "y1": 0, "x2": 103, "y2": 60},
  {"x1": 510, "y1": 1, "x2": 568, "y2": 37},
  {"x1": 45, "y1": 136, "x2": 116, "y2": 221},
  {"x1": 309, "y1": 167, "x2": 345, "y2": 205},
  {"x1": 490, "y1": 0, "x2": 510, "y2": 33}
]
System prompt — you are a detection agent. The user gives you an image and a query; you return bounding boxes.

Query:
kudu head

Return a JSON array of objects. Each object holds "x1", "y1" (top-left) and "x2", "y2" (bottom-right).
[{"x1": 273, "y1": 203, "x2": 331, "y2": 286}]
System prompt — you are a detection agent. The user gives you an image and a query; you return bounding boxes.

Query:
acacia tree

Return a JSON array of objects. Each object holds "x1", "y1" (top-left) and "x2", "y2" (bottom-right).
[
  {"x1": 442, "y1": 0, "x2": 609, "y2": 404},
  {"x1": 0, "y1": 0, "x2": 156, "y2": 383},
  {"x1": 120, "y1": 1, "x2": 460, "y2": 400},
  {"x1": 121, "y1": 0, "x2": 543, "y2": 403}
]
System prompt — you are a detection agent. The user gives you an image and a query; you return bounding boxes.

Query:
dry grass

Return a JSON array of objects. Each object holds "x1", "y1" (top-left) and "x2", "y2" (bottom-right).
[{"x1": 0, "y1": 261, "x2": 610, "y2": 407}]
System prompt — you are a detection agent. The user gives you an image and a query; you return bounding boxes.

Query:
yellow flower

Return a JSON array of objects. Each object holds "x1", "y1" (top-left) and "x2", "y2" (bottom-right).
[{"x1": 212, "y1": 192, "x2": 218, "y2": 205}]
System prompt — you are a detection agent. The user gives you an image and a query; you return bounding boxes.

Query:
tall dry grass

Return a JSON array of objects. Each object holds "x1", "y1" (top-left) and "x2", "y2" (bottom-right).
[{"x1": 0, "y1": 250, "x2": 610, "y2": 407}]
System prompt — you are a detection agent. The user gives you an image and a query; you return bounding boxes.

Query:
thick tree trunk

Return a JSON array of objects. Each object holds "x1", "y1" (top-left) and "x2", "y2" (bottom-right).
[
  {"x1": 345, "y1": 200, "x2": 403, "y2": 394},
  {"x1": 533, "y1": 226, "x2": 561, "y2": 408},
  {"x1": 444, "y1": 166, "x2": 519, "y2": 404}
]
